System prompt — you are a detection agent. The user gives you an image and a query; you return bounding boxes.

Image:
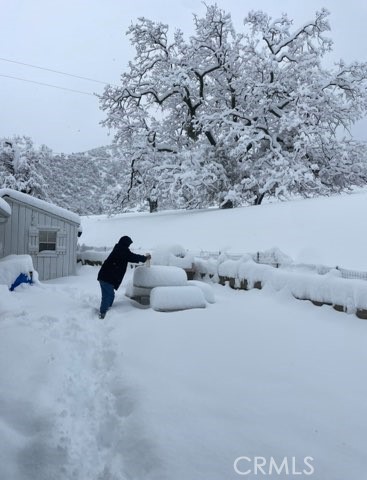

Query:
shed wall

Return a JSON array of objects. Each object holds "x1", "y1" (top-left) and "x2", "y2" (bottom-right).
[
  {"x1": 0, "y1": 197, "x2": 79, "y2": 280},
  {"x1": 0, "y1": 219, "x2": 6, "y2": 257}
]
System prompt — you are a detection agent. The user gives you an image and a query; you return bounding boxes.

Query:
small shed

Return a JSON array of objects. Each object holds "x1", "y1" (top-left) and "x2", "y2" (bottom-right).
[{"x1": 0, "y1": 189, "x2": 81, "y2": 281}]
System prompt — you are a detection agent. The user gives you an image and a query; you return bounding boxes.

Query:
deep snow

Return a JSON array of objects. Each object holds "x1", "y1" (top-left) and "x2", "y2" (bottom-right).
[
  {"x1": 1, "y1": 192, "x2": 367, "y2": 479},
  {"x1": 82, "y1": 190, "x2": 367, "y2": 270}
]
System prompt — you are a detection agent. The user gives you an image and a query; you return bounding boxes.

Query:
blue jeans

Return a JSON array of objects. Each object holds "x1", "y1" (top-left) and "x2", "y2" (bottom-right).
[{"x1": 99, "y1": 281, "x2": 115, "y2": 315}]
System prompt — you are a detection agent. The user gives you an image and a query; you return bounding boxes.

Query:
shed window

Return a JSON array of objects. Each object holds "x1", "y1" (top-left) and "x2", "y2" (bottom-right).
[{"x1": 39, "y1": 230, "x2": 57, "y2": 252}]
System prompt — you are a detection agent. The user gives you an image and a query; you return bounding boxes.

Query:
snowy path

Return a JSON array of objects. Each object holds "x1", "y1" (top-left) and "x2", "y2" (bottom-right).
[
  {"x1": 1, "y1": 267, "x2": 164, "y2": 480},
  {"x1": 1, "y1": 265, "x2": 367, "y2": 479}
]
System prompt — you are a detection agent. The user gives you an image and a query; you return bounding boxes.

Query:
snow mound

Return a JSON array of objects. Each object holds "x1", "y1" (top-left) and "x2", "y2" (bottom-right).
[
  {"x1": 187, "y1": 280, "x2": 215, "y2": 303},
  {"x1": 125, "y1": 281, "x2": 151, "y2": 299},
  {"x1": 150, "y1": 286, "x2": 207, "y2": 312},
  {"x1": 194, "y1": 257, "x2": 218, "y2": 277},
  {"x1": 0, "y1": 284, "x2": 16, "y2": 312},
  {"x1": 78, "y1": 249, "x2": 110, "y2": 264},
  {"x1": 0, "y1": 255, "x2": 38, "y2": 288},
  {"x1": 133, "y1": 265, "x2": 187, "y2": 288},
  {"x1": 256, "y1": 247, "x2": 293, "y2": 266},
  {"x1": 151, "y1": 244, "x2": 194, "y2": 269}
]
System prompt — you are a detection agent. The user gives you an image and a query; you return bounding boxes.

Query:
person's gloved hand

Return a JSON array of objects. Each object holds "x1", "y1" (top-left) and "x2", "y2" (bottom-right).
[{"x1": 145, "y1": 253, "x2": 152, "y2": 261}]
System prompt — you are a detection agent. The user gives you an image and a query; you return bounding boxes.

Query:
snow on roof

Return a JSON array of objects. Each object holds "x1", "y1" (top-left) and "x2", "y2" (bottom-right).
[
  {"x1": 0, "y1": 189, "x2": 80, "y2": 225},
  {"x1": 0, "y1": 196, "x2": 11, "y2": 217}
]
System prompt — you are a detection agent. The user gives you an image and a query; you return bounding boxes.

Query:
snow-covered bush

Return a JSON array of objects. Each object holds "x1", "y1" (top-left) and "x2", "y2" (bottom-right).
[
  {"x1": 217, "y1": 254, "x2": 252, "y2": 278},
  {"x1": 193, "y1": 257, "x2": 218, "y2": 279}
]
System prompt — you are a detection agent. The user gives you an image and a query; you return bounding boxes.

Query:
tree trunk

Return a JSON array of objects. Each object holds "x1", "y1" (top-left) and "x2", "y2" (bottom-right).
[
  {"x1": 220, "y1": 199, "x2": 234, "y2": 209},
  {"x1": 254, "y1": 193, "x2": 265, "y2": 205},
  {"x1": 148, "y1": 198, "x2": 158, "y2": 213}
]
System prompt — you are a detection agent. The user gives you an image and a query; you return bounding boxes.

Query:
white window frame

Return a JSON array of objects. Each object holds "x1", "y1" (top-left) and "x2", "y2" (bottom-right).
[
  {"x1": 29, "y1": 226, "x2": 67, "y2": 256},
  {"x1": 39, "y1": 229, "x2": 57, "y2": 253}
]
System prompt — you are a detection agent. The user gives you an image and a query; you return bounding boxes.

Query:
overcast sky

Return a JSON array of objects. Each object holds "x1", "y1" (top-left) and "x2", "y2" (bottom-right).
[{"x1": 1, "y1": 0, "x2": 367, "y2": 153}]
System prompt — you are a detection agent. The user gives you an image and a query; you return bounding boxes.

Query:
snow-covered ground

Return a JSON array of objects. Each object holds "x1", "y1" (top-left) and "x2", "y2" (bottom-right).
[
  {"x1": 1, "y1": 192, "x2": 367, "y2": 479},
  {"x1": 82, "y1": 189, "x2": 367, "y2": 271}
]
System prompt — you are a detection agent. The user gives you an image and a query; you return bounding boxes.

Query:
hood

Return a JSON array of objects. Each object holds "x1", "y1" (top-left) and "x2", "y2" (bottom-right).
[{"x1": 118, "y1": 235, "x2": 133, "y2": 247}]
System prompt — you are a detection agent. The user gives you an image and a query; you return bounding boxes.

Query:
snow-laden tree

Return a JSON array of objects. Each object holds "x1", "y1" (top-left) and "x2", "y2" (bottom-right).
[
  {"x1": 42, "y1": 145, "x2": 130, "y2": 215},
  {"x1": 100, "y1": 5, "x2": 367, "y2": 209},
  {"x1": 0, "y1": 136, "x2": 51, "y2": 199}
]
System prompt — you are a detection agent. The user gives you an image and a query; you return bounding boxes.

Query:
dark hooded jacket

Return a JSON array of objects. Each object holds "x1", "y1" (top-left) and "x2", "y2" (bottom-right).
[{"x1": 97, "y1": 236, "x2": 147, "y2": 290}]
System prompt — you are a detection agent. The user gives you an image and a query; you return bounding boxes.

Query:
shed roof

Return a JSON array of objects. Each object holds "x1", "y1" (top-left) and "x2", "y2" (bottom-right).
[
  {"x1": 0, "y1": 189, "x2": 80, "y2": 225},
  {"x1": 0, "y1": 196, "x2": 11, "y2": 217}
]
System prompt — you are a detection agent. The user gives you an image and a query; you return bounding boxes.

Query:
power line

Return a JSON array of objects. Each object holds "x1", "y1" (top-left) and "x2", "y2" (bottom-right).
[
  {"x1": 0, "y1": 56, "x2": 119, "y2": 87},
  {"x1": 0, "y1": 73, "x2": 96, "y2": 96}
]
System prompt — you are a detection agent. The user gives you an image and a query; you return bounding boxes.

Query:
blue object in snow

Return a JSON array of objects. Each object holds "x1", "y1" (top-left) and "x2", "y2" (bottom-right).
[{"x1": 10, "y1": 272, "x2": 33, "y2": 291}]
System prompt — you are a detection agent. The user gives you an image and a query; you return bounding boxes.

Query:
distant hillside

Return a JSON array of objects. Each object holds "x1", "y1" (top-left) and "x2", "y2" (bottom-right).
[
  {"x1": 0, "y1": 137, "x2": 129, "y2": 215},
  {"x1": 3, "y1": 136, "x2": 367, "y2": 217},
  {"x1": 43, "y1": 145, "x2": 127, "y2": 215}
]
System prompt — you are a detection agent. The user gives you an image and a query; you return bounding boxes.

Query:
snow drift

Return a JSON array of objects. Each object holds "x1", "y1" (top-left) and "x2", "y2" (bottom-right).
[
  {"x1": 150, "y1": 286, "x2": 207, "y2": 311},
  {"x1": 133, "y1": 265, "x2": 188, "y2": 288},
  {"x1": 0, "y1": 255, "x2": 37, "y2": 288}
]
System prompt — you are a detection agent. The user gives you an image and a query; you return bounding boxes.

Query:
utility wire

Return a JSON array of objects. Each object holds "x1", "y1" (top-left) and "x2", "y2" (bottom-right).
[
  {"x1": 0, "y1": 73, "x2": 96, "y2": 96},
  {"x1": 0, "y1": 56, "x2": 119, "y2": 87}
]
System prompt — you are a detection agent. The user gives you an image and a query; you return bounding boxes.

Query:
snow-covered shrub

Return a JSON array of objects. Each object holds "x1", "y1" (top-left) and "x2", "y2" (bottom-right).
[
  {"x1": 218, "y1": 254, "x2": 252, "y2": 278},
  {"x1": 193, "y1": 257, "x2": 218, "y2": 279},
  {"x1": 218, "y1": 260, "x2": 240, "y2": 278}
]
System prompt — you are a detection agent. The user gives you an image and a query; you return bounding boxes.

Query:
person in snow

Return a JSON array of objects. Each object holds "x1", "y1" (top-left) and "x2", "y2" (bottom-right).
[{"x1": 97, "y1": 235, "x2": 151, "y2": 318}]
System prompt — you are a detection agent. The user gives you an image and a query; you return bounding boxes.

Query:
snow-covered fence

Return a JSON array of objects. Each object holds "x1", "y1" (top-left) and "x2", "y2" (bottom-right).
[
  {"x1": 76, "y1": 243, "x2": 367, "y2": 318},
  {"x1": 77, "y1": 243, "x2": 197, "y2": 277},
  {"x1": 194, "y1": 254, "x2": 367, "y2": 319},
  {"x1": 77, "y1": 244, "x2": 112, "y2": 266},
  {"x1": 193, "y1": 248, "x2": 367, "y2": 282},
  {"x1": 335, "y1": 266, "x2": 367, "y2": 281}
]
